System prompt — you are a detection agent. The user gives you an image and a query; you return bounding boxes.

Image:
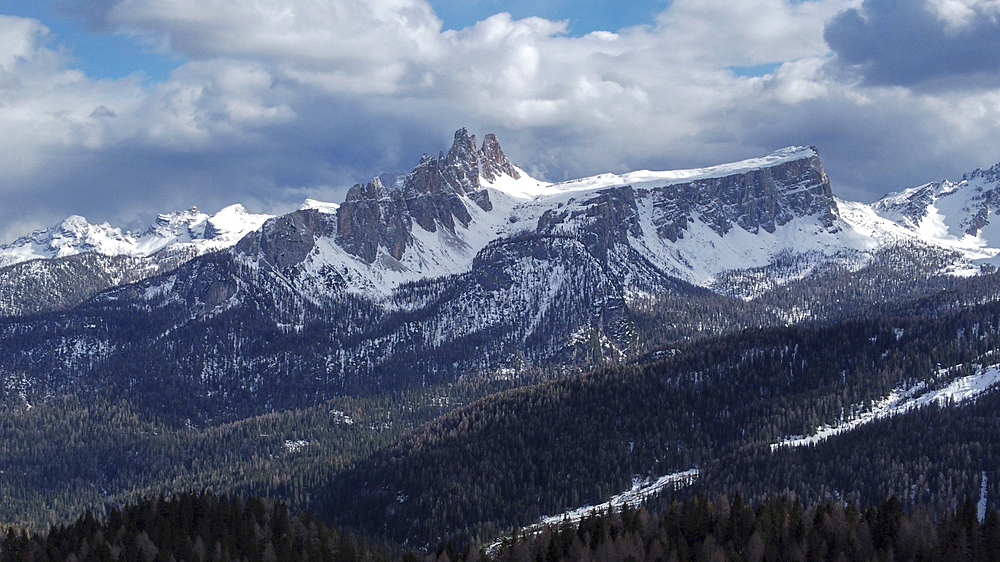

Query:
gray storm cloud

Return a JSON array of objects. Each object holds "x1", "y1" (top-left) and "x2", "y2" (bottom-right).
[{"x1": 824, "y1": 0, "x2": 1000, "y2": 87}]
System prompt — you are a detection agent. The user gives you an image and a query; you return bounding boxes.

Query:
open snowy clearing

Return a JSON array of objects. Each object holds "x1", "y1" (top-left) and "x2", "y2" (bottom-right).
[
  {"x1": 486, "y1": 469, "x2": 699, "y2": 554},
  {"x1": 771, "y1": 364, "x2": 1000, "y2": 451}
]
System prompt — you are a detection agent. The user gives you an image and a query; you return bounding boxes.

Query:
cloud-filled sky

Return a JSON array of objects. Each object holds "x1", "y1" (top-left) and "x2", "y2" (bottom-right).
[{"x1": 1, "y1": 0, "x2": 1000, "y2": 243}]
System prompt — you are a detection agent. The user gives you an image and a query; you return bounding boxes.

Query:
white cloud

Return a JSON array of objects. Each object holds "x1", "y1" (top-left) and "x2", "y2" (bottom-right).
[
  {"x1": 108, "y1": 0, "x2": 448, "y2": 94},
  {"x1": 769, "y1": 57, "x2": 830, "y2": 104},
  {"x1": 1, "y1": 0, "x2": 1000, "y2": 244},
  {"x1": 926, "y1": 0, "x2": 1000, "y2": 31},
  {"x1": 0, "y1": 16, "x2": 144, "y2": 175}
]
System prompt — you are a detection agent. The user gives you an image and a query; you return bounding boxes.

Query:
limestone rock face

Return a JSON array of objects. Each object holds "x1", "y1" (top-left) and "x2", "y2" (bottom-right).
[
  {"x1": 336, "y1": 129, "x2": 521, "y2": 263},
  {"x1": 535, "y1": 187, "x2": 644, "y2": 265},
  {"x1": 479, "y1": 133, "x2": 521, "y2": 183},
  {"x1": 535, "y1": 149, "x2": 838, "y2": 256},
  {"x1": 237, "y1": 209, "x2": 337, "y2": 270},
  {"x1": 650, "y1": 149, "x2": 838, "y2": 242},
  {"x1": 335, "y1": 178, "x2": 411, "y2": 264}
]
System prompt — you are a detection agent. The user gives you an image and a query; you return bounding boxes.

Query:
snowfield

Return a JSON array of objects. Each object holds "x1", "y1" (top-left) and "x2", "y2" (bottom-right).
[{"x1": 487, "y1": 468, "x2": 700, "y2": 554}]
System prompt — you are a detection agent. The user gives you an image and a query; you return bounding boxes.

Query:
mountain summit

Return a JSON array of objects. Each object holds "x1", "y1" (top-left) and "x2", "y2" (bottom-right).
[
  {"x1": 0, "y1": 204, "x2": 270, "y2": 269},
  {"x1": 335, "y1": 128, "x2": 517, "y2": 264},
  {"x1": 7, "y1": 130, "x2": 1000, "y2": 305}
]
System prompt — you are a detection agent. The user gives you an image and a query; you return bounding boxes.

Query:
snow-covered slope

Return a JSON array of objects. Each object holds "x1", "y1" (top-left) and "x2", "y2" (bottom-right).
[
  {"x1": 0, "y1": 204, "x2": 272, "y2": 269},
  {"x1": 872, "y1": 162, "x2": 1000, "y2": 267},
  {"x1": 304, "y1": 134, "x2": 1000, "y2": 302}
]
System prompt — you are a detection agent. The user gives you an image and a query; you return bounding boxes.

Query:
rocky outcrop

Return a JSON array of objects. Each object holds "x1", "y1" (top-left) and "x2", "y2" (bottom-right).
[
  {"x1": 651, "y1": 149, "x2": 838, "y2": 241},
  {"x1": 872, "y1": 183, "x2": 938, "y2": 229},
  {"x1": 536, "y1": 187, "x2": 644, "y2": 264},
  {"x1": 335, "y1": 178, "x2": 412, "y2": 264},
  {"x1": 336, "y1": 129, "x2": 520, "y2": 264},
  {"x1": 479, "y1": 133, "x2": 521, "y2": 183},
  {"x1": 959, "y1": 163, "x2": 1000, "y2": 235},
  {"x1": 873, "y1": 160, "x2": 1000, "y2": 237},
  {"x1": 237, "y1": 209, "x2": 336, "y2": 270}
]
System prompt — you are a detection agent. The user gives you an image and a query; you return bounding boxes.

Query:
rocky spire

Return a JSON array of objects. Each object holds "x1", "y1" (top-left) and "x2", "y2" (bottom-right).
[
  {"x1": 479, "y1": 133, "x2": 520, "y2": 183},
  {"x1": 336, "y1": 129, "x2": 518, "y2": 263}
]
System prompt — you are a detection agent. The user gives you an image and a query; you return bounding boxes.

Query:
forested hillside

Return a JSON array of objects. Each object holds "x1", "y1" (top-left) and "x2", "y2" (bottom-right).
[
  {"x1": 488, "y1": 495, "x2": 1000, "y2": 562},
  {"x1": 4, "y1": 491, "x2": 998, "y2": 562},
  {"x1": 0, "y1": 492, "x2": 392, "y2": 562},
  {"x1": 317, "y1": 295, "x2": 1000, "y2": 546}
]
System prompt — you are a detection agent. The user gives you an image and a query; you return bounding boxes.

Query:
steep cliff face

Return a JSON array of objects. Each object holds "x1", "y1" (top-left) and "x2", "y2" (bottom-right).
[
  {"x1": 535, "y1": 187, "x2": 645, "y2": 265},
  {"x1": 236, "y1": 209, "x2": 336, "y2": 271},
  {"x1": 334, "y1": 179, "x2": 412, "y2": 264},
  {"x1": 335, "y1": 129, "x2": 516, "y2": 264},
  {"x1": 649, "y1": 148, "x2": 838, "y2": 242}
]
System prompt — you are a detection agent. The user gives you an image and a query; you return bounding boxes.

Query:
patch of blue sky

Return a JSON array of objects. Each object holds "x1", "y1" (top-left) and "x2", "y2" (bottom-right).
[
  {"x1": 428, "y1": 0, "x2": 669, "y2": 36},
  {"x1": 729, "y1": 63, "x2": 781, "y2": 77},
  {"x1": 1, "y1": 0, "x2": 182, "y2": 82}
]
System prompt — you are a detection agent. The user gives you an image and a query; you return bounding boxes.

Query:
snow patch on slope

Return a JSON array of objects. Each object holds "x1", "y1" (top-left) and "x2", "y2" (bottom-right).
[
  {"x1": 772, "y1": 364, "x2": 1000, "y2": 451},
  {"x1": 536, "y1": 469, "x2": 701, "y2": 528},
  {"x1": 487, "y1": 469, "x2": 699, "y2": 555},
  {"x1": 300, "y1": 199, "x2": 340, "y2": 214}
]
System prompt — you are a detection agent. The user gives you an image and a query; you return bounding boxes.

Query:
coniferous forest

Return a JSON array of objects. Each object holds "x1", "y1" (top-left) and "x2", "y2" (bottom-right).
[{"x1": 3, "y1": 491, "x2": 1000, "y2": 562}]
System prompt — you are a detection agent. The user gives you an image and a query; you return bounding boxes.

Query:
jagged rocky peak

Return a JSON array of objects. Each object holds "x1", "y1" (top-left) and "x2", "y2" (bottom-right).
[
  {"x1": 872, "y1": 181, "x2": 942, "y2": 229},
  {"x1": 480, "y1": 133, "x2": 521, "y2": 183},
  {"x1": 873, "y1": 157, "x2": 1000, "y2": 237},
  {"x1": 401, "y1": 127, "x2": 514, "y2": 206},
  {"x1": 345, "y1": 176, "x2": 392, "y2": 202},
  {"x1": 964, "y1": 160, "x2": 1000, "y2": 185},
  {"x1": 336, "y1": 128, "x2": 519, "y2": 264},
  {"x1": 146, "y1": 207, "x2": 210, "y2": 239}
]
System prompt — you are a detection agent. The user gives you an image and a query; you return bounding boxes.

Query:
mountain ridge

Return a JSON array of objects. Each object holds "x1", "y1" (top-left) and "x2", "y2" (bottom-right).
[{"x1": 0, "y1": 204, "x2": 271, "y2": 270}]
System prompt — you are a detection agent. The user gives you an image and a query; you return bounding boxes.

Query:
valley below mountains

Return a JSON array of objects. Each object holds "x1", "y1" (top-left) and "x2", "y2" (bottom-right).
[{"x1": 2, "y1": 129, "x2": 1000, "y2": 551}]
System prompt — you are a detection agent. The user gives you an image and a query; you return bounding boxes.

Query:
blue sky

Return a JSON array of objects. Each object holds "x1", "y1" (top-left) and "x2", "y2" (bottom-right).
[
  {"x1": 2, "y1": 0, "x2": 669, "y2": 80},
  {"x1": 1, "y1": 0, "x2": 180, "y2": 80},
  {"x1": 1, "y1": 0, "x2": 1000, "y2": 242}
]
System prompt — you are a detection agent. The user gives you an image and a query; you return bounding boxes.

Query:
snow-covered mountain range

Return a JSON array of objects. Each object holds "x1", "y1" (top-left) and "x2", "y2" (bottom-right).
[
  {"x1": 6, "y1": 128, "x2": 998, "y2": 303},
  {"x1": 0, "y1": 204, "x2": 270, "y2": 269},
  {"x1": 3, "y1": 127, "x2": 1000, "y2": 422}
]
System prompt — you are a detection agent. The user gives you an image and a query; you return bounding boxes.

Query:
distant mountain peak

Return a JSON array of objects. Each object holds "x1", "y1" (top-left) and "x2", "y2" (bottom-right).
[
  {"x1": 963, "y1": 160, "x2": 1000, "y2": 184},
  {"x1": 400, "y1": 127, "x2": 518, "y2": 200},
  {"x1": 870, "y1": 158, "x2": 1000, "y2": 263},
  {"x1": 0, "y1": 205, "x2": 271, "y2": 269}
]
